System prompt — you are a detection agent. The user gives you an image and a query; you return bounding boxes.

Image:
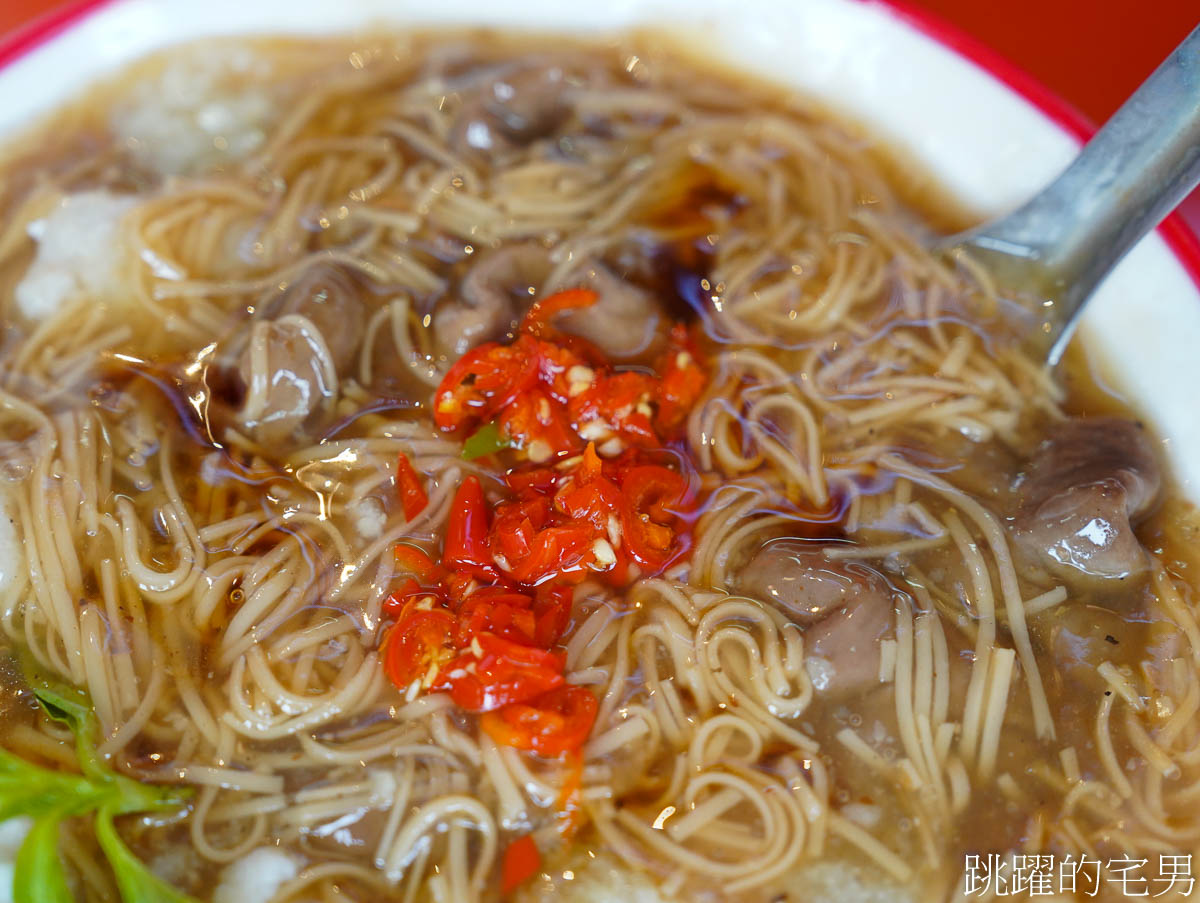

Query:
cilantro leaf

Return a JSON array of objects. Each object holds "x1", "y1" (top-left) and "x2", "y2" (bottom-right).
[
  {"x1": 462, "y1": 422, "x2": 510, "y2": 460},
  {"x1": 2, "y1": 657, "x2": 198, "y2": 903},
  {"x1": 12, "y1": 814, "x2": 73, "y2": 903},
  {"x1": 0, "y1": 748, "x2": 108, "y2": 821},
  {"x1": 95, "y1": 806, "x2": 196, "y2": 903},
  {"x1": 30, "y1": 680, "x2": 91, "y2": 734},
  {"x1": 22, "y1": 656, "x2": 107, "y2": 780}
]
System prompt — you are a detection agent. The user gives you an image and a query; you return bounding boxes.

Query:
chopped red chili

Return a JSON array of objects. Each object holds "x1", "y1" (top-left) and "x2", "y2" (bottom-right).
[
  {"x1": 498, "y1": 388, "x2": 579, "y2": 461},
  {"x1": 381, "y1": 604, "x2": 457, "y2": 689},
  {"x1": 433, "y1": 335, "x2": 542, "y2": 434},
  {"x1": 381, "y1": 280, "x2": 705, "y2": 773},
  {"x1": 555, "y1": 752, "x2": 585, "y2": 840},
  {"x1": 480, "y1": 686, "x2": 598, "y2": 757},
  {"x1": 500, "y1": 834, "x2": 542, "y2": 895},
  {"x1": 432, "y1": 287, "x2": 706, "y2": 460},
  {"x1": 434, "y1": 633, "x2": 565, "y2": 713},
  {"x1": 654, "y1": 323, "x2": 708, "y2": 435},
  {"x1": 519, "y1": 288, "x2": 599, "y2": 339},
  {"x1": 392, "y1": 544, "x2": 442, "y2": 585},
  {"x1": 395, "y1": 453, "x2": 429, "y2": 521},
  {"x1": 442, "y1": 475, "x2": 497, "y2": 580}
]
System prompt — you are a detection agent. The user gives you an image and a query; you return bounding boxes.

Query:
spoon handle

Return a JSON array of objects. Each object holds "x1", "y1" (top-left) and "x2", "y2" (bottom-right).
[{"x1": 957, "y1": 24, "x2": 1200, "y2": 363}]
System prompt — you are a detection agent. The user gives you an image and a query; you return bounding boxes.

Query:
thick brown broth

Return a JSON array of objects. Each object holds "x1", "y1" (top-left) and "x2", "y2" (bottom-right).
[{"x1": 0, "y1": 30, "x2": 1197, "y2": 903}]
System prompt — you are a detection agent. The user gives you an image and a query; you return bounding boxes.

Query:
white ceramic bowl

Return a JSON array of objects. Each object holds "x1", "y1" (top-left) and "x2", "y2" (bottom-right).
[{"x1": 2, "y1": 0, "x2": 1198, "y2": 493}]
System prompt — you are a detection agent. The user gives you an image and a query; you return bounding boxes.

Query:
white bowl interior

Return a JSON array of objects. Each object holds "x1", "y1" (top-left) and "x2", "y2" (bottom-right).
[{"x1": 2, "y1": 0, "x2": 1198, "y2": 494}]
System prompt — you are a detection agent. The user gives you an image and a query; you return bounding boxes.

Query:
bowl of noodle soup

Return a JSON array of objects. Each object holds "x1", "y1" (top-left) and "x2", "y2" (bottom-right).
[{"x1": 0, "y1": 2, "x2": 1199, "y2": 903}]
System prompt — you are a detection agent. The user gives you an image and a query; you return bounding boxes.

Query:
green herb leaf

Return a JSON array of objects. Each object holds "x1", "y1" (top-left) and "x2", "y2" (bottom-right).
[
  {"x1": 107, "y1": 774, "x2": 193, "y2": 820},
  {"x1": 0, "y1": 748, "x2": 108, "y2": 822},
  {"x1": 462, "y1": 422, "x2": 510, "y2": 460},
  {"x1": 1, "y1": 659, "x2": 198, "y2": 903},
  {"x1": 20, "y1": 653, "x2": 109, "y2": 778},
  {"x1": 95, "y1": 807, "x2": 196, "y2": 903},
  {"x1": 30, "y1": 680, "x2": 91, "y2": 734},
  {"x1": 12, "y1": 814, "x2": 73, "y2": 903}
]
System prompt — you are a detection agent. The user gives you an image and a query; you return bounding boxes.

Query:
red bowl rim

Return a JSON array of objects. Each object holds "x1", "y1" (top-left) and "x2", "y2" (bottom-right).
[
  {"x1": 1, "y1": 0, "x2": 1198, "y2": 290},
  {"x1": 870, "y1": 0, "x2": 1200, "y2": 291}
]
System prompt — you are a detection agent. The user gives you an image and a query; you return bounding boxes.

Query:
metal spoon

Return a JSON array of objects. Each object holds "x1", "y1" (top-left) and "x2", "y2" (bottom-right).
[{"x1": 943, "y1": 24, "x2": 1200, "y2": 365}]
